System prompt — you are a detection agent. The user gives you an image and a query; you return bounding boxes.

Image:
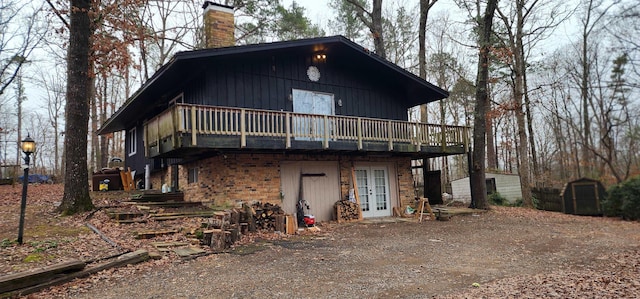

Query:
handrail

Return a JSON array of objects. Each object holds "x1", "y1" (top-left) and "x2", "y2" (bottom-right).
[{"x1": 144, "y1": 104, "x2": 470, "y2": 152}]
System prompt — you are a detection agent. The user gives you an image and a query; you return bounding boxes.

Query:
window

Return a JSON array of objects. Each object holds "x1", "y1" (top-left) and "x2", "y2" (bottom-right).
[
  {"x1": 128, "y1": 127, "x2": 137, "y2": 156},
  {"x1": 188, "y1": 167, "x2": 198, "y2": 184}
]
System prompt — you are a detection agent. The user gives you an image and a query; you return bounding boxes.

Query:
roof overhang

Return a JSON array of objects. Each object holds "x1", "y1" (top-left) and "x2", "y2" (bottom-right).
[{"x1": 98, "y1": 36, "x2": 449, "y2": 134}]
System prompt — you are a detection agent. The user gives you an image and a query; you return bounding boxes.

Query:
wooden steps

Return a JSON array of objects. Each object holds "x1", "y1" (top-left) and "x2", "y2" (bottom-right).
[
  {"x1": 135, "y1": 229, "x2": 179, "y2": 239},
  {"x1": 122, "y1": 201, "x2": 202, "y2": 208},
  {"x1": 130, "y1": 191, "x2": 184, "y2": 202}
]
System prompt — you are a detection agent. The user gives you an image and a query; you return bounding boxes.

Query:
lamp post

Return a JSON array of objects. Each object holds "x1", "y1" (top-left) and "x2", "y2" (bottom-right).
[{"x1": 17, "y1": 134, "x2": 35, "y2": 245}]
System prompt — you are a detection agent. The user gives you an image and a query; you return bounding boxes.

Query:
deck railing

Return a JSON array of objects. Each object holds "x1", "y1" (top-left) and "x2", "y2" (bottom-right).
[{"x1": 144, "y1": 104, "x2": 469, "y2": 154}]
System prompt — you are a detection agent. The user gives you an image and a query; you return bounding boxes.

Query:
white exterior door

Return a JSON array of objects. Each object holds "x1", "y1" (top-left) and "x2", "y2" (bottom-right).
[
  {"x1": 292, "y1": 89, "x2": 334, "y2": 140},
  {"x1": 356, "y1": 166, "x2": 391, "y2": 218}
]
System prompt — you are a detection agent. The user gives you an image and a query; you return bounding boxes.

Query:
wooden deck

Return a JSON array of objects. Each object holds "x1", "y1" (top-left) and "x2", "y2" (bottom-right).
[{"x1": 144, "y1": 104, "x2": 470, "y2": 157}]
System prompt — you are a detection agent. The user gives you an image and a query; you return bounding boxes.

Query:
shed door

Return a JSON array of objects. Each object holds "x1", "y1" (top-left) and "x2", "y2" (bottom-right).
[
  {"x1": 357, "y1": 166, "x2": 391, "y2": 218},
  {"x1": 280, "y1": 161, "x2": 340, "y2": 222},
  {"x1": 572, "y1": 182, "x2": 601, "y2": 215}
]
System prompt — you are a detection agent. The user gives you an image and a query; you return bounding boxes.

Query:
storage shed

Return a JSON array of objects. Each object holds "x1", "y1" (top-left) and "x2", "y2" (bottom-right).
[
  {"x1": 450, "y1": 173, "x2": 522, "y2": 203},
  {"x1": 560, "y1": 178, "x2": 605, "y2": 216}
]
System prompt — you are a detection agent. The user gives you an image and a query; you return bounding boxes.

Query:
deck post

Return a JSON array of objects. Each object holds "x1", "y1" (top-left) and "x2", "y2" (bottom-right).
[
  {"x1": 415, "y1": 122, "x2": 422, "y2": 152},
  {"x1": 323, "y1": 115, "x2": 329, "y2": 149},
  {"x1": 191, "y1": 106, "x2": 197, "y2": 146},
  {"x1": 155, "y1": 116, "x2": 160, "y2": 154},
  {"x1": 357, "y1": 117, "x2": 363, "y2": 150},
  {"x1": 143, "y1": 120, "x2": 149, "y2": 156},
  {"x1": 171, "y1": 106, "x2": 178, "y2": 149},
  {"x1": 240, "y1": 109, "x2": 247, "y2": 148},
  {"x1": 387, "y1": 120, "x2": 393, "y2": 151},
  {"x1": 285, "y1": 112, "x2": 291, "y2": 148}
]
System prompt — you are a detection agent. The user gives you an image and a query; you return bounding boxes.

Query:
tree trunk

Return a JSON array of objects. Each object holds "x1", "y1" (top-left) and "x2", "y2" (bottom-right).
[
  {"x1": 523, "y1": 69, "x2": 538, "y2": 182},
  {"x1": 90, "y1": 76, "x2": 97, "y2": 172},
  {"x1": 486, "y1": 110, "x2": 497, "y2": 170},
  {"x1": 470, "y1": 0, "x2": 498, "y2": 210},
  {"x1": 371, "y1": 0, "x2": 385, "y2": 59},
  {"x1": 16, "y1": 72, "x2": 23, "y2": 166},
  {"x1": 58, "y1": 0, "x2": 94, "y2": 215},
  {"x1": 514, "y1": 0, "x2": 533, "y2": 207},
  {"x1": 418, "y1": 0, "x2": 438, "y2": 79},
  {"x1": 346, "y1": 0, "x2": 386, "y2": 59},
  {"x1": 99, "y1": 74, "x2": 109, "y2": 168}
]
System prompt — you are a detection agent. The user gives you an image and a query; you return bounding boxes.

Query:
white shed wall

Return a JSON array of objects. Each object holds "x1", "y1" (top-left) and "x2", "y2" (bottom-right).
[
  {"x1": 450, "y1": 177, "x2": 472, "y2": 203},
  {"x1": 450, "y1": 173, "x2": 523, "y2": 203}
]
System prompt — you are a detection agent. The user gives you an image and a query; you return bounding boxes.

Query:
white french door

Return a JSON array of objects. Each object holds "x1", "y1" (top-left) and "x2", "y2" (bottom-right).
[{"x1": 356, "y1": 166, "x2": 391, "y2": 218}]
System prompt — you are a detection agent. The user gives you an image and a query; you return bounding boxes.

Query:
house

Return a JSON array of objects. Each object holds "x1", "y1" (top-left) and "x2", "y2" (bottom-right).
[
  {"x1": 98, "y1": 1, "x2": 469, "y2": 222},
  {"x1": 450, "y1": 173, "x2": 523, "y2": 203}
]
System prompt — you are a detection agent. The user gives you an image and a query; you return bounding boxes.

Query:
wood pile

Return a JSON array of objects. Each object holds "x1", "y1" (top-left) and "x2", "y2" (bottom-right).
[
  {"x1": 202, "y1": 210, "x2": 239, "y2": 253},
  {"x1": 200, "y1": 202, "x2": 285, "y2": 252},
  {"x1": 252, "y1": 202, "x2": 285, "y2": 231},
  {"x1": 335, "y1": 200, "x2": 361, "y2": 223}
]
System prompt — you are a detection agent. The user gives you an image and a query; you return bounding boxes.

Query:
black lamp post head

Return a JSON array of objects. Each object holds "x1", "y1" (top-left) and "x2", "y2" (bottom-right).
[{"x1": 21, "y1": 134, "x2": 35, "y2": 155}]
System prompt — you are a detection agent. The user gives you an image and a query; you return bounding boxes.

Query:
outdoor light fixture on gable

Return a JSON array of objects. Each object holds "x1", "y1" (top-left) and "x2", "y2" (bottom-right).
[
  {"x1": 312, "y1": 52, "x2": 327, "y2": 64},
  {"x1": 17, "y1": 134, "x2": 35, "y2": 245}
]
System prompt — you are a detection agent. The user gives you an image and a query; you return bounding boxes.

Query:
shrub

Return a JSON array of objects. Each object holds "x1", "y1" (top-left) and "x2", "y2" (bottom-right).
[
  {"x1": 489, "y1": 192, "x2": 507, "y2": 206},
  {"x1": 604, "y1": 176, "x2": 640, "y2": 220},
  {"x1": 512, "y1": 196, "x2": 538, "y2": 209}
]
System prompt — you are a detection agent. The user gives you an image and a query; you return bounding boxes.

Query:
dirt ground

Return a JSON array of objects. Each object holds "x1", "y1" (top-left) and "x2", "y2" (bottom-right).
[{"x1": 1, "y1": 184, "x2": 639, "y2": 298}]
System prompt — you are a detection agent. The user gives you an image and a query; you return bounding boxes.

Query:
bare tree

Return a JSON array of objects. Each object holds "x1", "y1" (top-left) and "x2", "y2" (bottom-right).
[
  {"x1": 470, "y1": 0, "x2": 498, "y2": 209},
  {"x1": 418, "y1": 0, "x2": 438, "y2": 79},
  {"x1": 329, "y1": 0, "x2": 368, "y2": 43},
  {"x1": 58, "y1": 0, "x2": 94, "y2": 214},
  {"x1": 0, "y1": 1, "x2": 46, "y2": 97},
  {"x1": 37, "y1": 69, "x2": 66, "y2": 177},
  {"x1": 345, "y1": 0, "x2": 386, "y2": 59}
]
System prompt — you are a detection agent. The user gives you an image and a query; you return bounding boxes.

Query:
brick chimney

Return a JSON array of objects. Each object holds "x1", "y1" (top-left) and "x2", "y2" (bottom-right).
[{"x1": 202, "y1": 1, "x2": 235, "y2": 48}]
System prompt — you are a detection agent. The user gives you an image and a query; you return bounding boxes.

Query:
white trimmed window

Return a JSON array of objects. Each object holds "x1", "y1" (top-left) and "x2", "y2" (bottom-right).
[
  {"x1": 188, "y1": 167, "x2": 198, "y2": 184},
  {"x1": 128, "y1": 127, "x2": 137, "y2": 156}
]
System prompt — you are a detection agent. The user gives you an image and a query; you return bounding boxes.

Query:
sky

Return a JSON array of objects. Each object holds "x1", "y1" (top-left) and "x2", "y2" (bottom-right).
[{"x1": 6, "y1": 0, "x2": 585, "y2": 169}]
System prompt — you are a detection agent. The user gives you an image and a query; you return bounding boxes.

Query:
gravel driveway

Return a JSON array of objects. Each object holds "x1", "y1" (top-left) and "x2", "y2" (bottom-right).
[{"x1": 44, "y1": 207, "x2": 640, "y2": 299}]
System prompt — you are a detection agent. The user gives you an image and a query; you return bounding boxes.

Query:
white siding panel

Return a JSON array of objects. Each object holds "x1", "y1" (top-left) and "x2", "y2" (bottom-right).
[
  {"x1": 450, "y1": 177, "x2": 472, "y2": 203},
  {"x1": 451, "y1": 173, "x2": 523, "y2": 203}
]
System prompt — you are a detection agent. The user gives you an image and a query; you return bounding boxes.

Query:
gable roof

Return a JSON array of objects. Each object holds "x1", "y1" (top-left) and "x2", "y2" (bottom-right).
[{"x1": 98, "y1": 35, "x2": 449, "y2": 134}]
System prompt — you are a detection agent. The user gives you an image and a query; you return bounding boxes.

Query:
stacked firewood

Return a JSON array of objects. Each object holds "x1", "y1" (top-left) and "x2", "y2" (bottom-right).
[
  {"x1": 201, "y1": 202, "x2": 286, "y2": 252},
  {"x1": 335, "y1": 199, "x2": 361, "y2": 223},
  {"x1": 202, "y1": 208, "x2": 250, "y2": 252},
  {"x1": 252, "y1": 202, "x2": 285, "y2": 231}
]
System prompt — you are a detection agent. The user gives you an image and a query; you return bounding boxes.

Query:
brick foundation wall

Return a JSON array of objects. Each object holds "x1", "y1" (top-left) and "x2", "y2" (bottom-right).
[
  {"x1": 395, "y1": 158, "x2": 415, "y2": 209},
  {"x1": 172, "y1": 153, "x2": 417, "y2": 210},
  {"x1": 179, "y1": 154, "x2": 281, "y2": 204},
  {"x1": 149, "y1": 167, "x2": 173, "y2": 192}
]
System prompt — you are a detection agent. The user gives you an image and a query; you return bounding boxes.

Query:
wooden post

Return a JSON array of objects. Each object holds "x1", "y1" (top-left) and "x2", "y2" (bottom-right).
[
  {"x1": 415, "y1": 122, "x2": 422, "y2": 152},
  {"x1": 155, "y1": 115, "x2": 160, "y2": 153},
  {"x1": 387, "y1": 120, "x2": 393, "y2": 151},
  {"x1": 323, "y1": 115, "x2": 329, "y2": 149},
  {"x1": 190, "y1": 106, "x2": 197, "y2": 146},
  {"x1": 357, "y1": 117, "x2": 363, "y2": 150},
  {"x1": 171, "y1": 105, "x2": 177, "y2": 149},
  {"x1": 285, "y1": 112, "x2": 291, "y2": 148},
  {"x1": 240, "y1": 109, "x2": 246, "y2": 148}
]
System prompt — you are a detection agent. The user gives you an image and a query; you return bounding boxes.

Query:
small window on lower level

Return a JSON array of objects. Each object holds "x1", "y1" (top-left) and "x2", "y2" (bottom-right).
[
  {"x1": 188, "y1": 167, "x2": 198, "y2": 184},
  {"x1": 128, "y1": 127, "x2": 137, "y2": 156}
]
